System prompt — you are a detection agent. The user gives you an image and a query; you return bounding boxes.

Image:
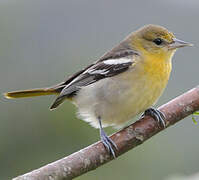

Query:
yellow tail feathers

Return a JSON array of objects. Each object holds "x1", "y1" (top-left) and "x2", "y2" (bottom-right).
[{"x1": 4, "y1": 88, "x2": 59, "y2": 99}]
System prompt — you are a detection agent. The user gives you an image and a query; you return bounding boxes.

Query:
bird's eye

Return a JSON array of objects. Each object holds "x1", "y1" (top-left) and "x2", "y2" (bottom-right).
[{"x1": 153, "y1": 38, "x2": 163, "y2": 45}]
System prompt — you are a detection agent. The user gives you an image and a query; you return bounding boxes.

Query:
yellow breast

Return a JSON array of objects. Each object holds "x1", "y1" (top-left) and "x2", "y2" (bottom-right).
[
  {"x1": 143, "y1": 53, "x2": 172, "y2": 86},
  {"x1": 131, "y1": 52, "x2": 172, "y2": 112}
]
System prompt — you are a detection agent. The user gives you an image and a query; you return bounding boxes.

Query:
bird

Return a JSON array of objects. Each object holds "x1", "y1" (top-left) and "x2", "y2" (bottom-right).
[{"x1": 4, "y1": 24, "x2": 192, "y2": 158}]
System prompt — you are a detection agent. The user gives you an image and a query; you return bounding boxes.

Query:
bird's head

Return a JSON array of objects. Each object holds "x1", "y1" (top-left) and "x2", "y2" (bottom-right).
[{"x1": 130, "y1": 24, "x2": 192, "y2": 60}]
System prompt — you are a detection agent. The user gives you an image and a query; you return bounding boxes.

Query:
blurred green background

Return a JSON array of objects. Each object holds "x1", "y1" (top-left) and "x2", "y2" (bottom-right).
[{"x1": 0, "y1": 0, "x2": 199, "y2": 179}]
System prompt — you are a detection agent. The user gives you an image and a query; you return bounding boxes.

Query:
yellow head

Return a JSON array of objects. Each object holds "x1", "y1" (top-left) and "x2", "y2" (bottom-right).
[{"x1": 129, "y1": 24, "x2": 192, "y2": 60}]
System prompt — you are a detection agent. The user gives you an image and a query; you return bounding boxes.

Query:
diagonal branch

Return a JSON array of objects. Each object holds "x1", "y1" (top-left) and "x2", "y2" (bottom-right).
[{"x1": 13, "y1": 86, "x2": 199, "y2": 180}]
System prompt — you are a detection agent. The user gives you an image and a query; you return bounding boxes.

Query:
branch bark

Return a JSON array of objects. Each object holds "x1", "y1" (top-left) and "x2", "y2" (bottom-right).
[{"x1": 13, "y1": 86, "x2": 199, "y2": 180}]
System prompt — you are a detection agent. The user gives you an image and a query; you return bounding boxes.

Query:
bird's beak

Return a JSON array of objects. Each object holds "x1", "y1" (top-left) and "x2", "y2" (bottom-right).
[{"x1": 168, "y1": 38, "x2": 193, "y2": 50}]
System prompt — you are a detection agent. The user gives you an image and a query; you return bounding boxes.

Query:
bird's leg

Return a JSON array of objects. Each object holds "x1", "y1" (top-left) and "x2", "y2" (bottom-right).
[
  {"x1": 98, "y1": 116, "x2": 118, "y2": 158},
  {"x1": 142, "y1": 107, "x2": 166, "y2": 128}
]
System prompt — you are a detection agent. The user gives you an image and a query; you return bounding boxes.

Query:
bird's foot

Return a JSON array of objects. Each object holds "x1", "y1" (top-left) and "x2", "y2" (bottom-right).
[
  {"x1": 100, "y1": 129, "x2": 118, "y2": 158},
  {"x1": 142, "y1": 107, "x2": 166, "y2": 128}
]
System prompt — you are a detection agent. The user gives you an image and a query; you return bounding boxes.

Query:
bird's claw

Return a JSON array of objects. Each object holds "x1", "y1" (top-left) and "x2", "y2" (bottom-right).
[
  {"x1": 142, "y1": 107, "x2": 166, "y2": 128},
  {"x1": 100, "y1": 129, "x2": 117, "y2": 158}
]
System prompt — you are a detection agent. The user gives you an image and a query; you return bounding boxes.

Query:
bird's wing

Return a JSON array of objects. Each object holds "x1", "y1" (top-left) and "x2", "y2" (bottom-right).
[{"x1": 50, "y1": 41, "x2": 139, "y2": 109}]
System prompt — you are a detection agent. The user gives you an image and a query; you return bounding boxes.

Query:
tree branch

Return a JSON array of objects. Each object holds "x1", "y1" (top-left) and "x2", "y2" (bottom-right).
[{"x1": 13, "y1": 86, "x2": 199, "y2": 180}]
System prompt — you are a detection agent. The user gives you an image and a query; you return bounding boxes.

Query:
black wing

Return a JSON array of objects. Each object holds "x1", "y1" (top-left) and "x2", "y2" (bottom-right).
[{"x1": 50, "y1": 40, "x2": 139, "y2": 109}]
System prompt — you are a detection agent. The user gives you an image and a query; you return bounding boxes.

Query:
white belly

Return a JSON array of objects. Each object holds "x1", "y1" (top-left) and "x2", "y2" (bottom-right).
[{"x1": 73, "y1": 70, "x2": 168, "y2": 129}]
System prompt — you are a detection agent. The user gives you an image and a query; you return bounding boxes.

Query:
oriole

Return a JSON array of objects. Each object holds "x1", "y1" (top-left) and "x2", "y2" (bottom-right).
[{"x1": 4, "y1": 24, "x2": 192, "y2": 157}]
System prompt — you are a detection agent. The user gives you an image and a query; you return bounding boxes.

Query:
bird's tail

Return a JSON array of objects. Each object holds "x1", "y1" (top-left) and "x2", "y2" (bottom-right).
[{"x1": 4, "y1": 86, "x2": 62, "y2": 99}]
